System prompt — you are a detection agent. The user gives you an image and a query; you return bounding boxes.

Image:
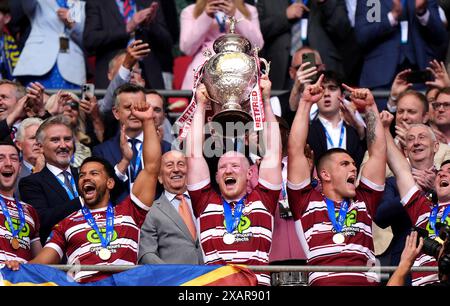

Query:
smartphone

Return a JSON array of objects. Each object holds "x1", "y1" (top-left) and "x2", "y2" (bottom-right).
[
  {"x1": 81, "y1": 83, "x2": 95, "y2": 100},
  {"x1": 406, "y1": 70, "x2": 434, "y2": 84},
  {"x1": 302, "y1": 52, "x2": 318, "y2": 82}
]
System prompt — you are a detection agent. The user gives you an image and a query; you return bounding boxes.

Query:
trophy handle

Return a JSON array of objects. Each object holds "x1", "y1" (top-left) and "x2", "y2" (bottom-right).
[{"x1": 259, "y1": 58, "x2": 271, "y2": 77}]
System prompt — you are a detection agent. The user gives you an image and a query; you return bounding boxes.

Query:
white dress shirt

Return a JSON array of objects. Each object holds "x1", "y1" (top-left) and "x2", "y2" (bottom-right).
[
  {"x1": 165, "y1": 190, "x2": 197, "y2": 226},
  {"x1": 318, "y1": 116, "x2": 347, "y2": 150}
]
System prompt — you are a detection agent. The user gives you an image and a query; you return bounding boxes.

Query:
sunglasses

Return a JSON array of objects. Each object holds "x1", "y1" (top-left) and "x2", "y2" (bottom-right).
[{"x1": 66, "y1": 101, "x2": 79, "y2": 110}]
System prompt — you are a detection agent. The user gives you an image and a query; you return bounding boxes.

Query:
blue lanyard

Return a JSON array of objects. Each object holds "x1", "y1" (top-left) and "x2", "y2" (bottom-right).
[
  {"x1": 324, "y1": 124, "x2": 345, "y2": 149},
  {"x1": 325, "y1": 197, "x2": 349, "y2": 233},
  {"x1": 0, "y1": 195, "x2": 25, "y2": 239},
  {"x1": 222, "y1": 196, "x2": 246, "y2": 234},
  {"x1": 81, "y1": 203, "x2": 114, "y2": 248},
  {"x1": 54, "y1": 173, "x2": 79, "y2": 200},
  {"x1": 429, "y1": 204, "x2": 450, "y2": 236}
]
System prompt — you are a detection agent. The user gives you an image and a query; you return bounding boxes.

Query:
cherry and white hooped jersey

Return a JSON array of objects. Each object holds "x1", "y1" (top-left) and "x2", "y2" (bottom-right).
[
  {"x1": 287, "y1": 177, "x2": 384, "y2": 286},
  {"x1": 401, "y1": 185, "x2": 450, "y2": 286},
  {"x1": 0, "y1": 195, "x2": 40, "y2": 263},
  {"x1": 45, "y1": 194, "x2": 149, "y2": 283},
  {"x1": 188, "y1": 178, "x2": 281, "y2": 286}
]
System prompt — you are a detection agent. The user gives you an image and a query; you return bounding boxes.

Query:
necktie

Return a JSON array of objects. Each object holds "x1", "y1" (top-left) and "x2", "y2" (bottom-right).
[
  {"x1": 290, "y1": 20, "x2": 303, "y2": 56},
  {"x1": 123, "y1": 0, "x2": 135, "y2": 24},
  {"x1": 62, "y1": 170, "x2": 75, "y2": 196},
  {"x1": 176, "y1": 194, "x2": 197, "y2": 240},
  {"x1": 128, "y1": 138, "x2": 140, "y2": 182}
]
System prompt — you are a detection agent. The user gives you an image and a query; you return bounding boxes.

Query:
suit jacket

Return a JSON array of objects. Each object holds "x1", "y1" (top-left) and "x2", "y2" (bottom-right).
[
  {"x1": 12, "y1": 0, "x2": 86, "y2": 85},
  {"x1": 355, "y1": 0, "x2": 448, "y2": 88},
  {"x1": 15, "y1": 161, "x2": 32, "y2": 200},
  {"x1": 439, "y1": 0, "x2": 450, "y2": 67},
  {"x1": 307, "y1": 118, "x2": 367, "y2": 170},
  {"x1": 257, "y1": 0, "x2": 292, "y2": 90},
  {"x1": 92, "y1": 132, "x2": 171, "y2": 202},
  {"x1": 18, "y1": 166, "x2": 81, "y2": 245},
  {"x1": 138, "y1": 193, "x2": 203, "y2": 264},
  {"x1": 83, "y1": 0, "x2": 173, "y2": 89},
  {"x1": 308, "y1": 0, "x2": 362, "y2": 85},
  {"x1": 374, "y1": 177, "x2": 412, "y2": 268}
]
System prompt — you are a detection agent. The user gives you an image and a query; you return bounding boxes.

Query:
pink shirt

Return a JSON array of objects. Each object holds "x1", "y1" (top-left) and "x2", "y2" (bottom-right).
[{"x1": 179, "y1": 4, "x2": 264, "y2": 89}]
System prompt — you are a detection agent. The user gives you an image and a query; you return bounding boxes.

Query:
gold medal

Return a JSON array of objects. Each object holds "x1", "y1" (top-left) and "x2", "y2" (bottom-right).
[
  {"x1": 98, "y1": 248, "x2": 111, "y2": 261},
  {"x1": 11, "y1": 238, "x2": 20, "y2": 250},
  {"x1": 332, "y1": 233, "x2": 345, "y2": 244}
]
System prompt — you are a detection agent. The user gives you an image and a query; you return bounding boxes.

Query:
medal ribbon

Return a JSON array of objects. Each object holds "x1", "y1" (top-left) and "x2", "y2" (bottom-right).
[
  {"x1": 54, "y1": 174, "x2": 79, "y2": 200},
  {"x1": 0, "y1": 195, "x2": 25, "y2": 239},
  {"x1": 222, "y1": 196, "x2": 246, "y2": 234},
  {"x1": 429, "y1": 204, "x2": 450, "y2": 237},
  {"x1": 324, "y1": 123, "x2": 345, "y2": 149},
  {"x1": 325, "y1": 197, "x2": 349, "y2": 233},
  {"x1": 81, "y1": 203, "x2": 114, "y2": 248}
]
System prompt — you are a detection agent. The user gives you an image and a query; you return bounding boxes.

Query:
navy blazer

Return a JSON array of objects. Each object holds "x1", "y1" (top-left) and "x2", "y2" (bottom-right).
[
  {"x1": 19, "y1": 166, "x2": 81, "y2": 245},
  {"x1": 83, "y1": 0, "x2": 173, "y2": 89},
  {"x1": 92, "y1": 132, "x2": 171, "y2": 202},
  {"x1": 307, "y1": 118, "x2": 367, "y2": 170},
  {"x1": 374, "y1": 177, "x2": 412, "y2": 267},
  {"x1": 355, "y1": 0, "x2": 448, "y2": 88}
]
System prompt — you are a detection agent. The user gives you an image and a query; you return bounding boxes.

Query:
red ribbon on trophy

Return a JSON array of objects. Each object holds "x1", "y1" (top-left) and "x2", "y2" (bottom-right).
[
  {"x1": 175, "y1": 61, "x2": 207, "y2": 142},
  {"x1": 249, "y1": 50, "x2": 266, "y2": 131}
]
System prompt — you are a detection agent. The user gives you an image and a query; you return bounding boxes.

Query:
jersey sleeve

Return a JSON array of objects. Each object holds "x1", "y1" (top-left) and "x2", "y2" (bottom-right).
[
  {"x1": 44, "y1": 221, "x2": 67, "y2": 260},
  {"x1": 125, "y1": 194, "x2": 151, "y2": 228},
  {"x1": 286, "y1": 177, "x2": 316, "y2": 221},
  {"x1": 187, "y1": 178, "x2": 216, "y2": 218},
  {"x1": 254, "y1": 178, "x2": 282, "y2": 215},
  {"x1": 356, "y1": 176, "x2": 385, "y2": 217},
  {"x1": 27, "y1": 205, "x2": 41, "y2": 244},
  {"x1": 400, "y1": 185, "x2": 432, "y2": 226}
]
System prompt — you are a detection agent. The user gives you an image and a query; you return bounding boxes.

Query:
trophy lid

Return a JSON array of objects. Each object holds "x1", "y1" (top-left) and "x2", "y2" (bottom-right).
[
  {"x1": 213, "y1": 33, "x2": 252, "y2": 54},
  {"x1": 213, "y1": 16, "x2": 252, "y2": 54}
]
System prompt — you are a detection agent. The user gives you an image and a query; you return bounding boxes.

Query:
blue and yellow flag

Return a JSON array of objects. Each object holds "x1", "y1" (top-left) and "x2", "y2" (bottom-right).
[{"x1": 0, "y1": 264, "x2": 257, "y2": 286}]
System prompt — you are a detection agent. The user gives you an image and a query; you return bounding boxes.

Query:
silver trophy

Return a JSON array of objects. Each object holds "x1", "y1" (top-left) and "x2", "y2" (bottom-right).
[{"x1": 202, "y1": 17, "x2": 270, "y2": 127}]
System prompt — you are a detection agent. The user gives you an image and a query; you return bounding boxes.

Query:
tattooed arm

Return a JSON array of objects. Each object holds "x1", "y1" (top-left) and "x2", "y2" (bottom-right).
[{"x1": 343, "y1": 85, "x2": 386, "y2": 186}]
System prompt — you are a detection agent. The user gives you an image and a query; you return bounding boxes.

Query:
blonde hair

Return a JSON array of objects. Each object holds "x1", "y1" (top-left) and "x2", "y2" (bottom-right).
[{"x1": 193, "y1": 0, "x2": 250, "y2": 19}]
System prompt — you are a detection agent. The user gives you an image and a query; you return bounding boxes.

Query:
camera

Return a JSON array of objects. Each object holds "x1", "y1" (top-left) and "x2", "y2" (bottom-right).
[{"x1": 414, "y1": 222, "x2": 450, "y2": 278}]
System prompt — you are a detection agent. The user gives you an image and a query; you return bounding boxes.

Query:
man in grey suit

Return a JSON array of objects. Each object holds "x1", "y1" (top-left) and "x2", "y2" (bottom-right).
[
  {"x1": 14, "y1": 118, "x2": 44, "y2": 194},
  {"x1": 138, "y1": 150, "x2": 203, "y2": 264}
]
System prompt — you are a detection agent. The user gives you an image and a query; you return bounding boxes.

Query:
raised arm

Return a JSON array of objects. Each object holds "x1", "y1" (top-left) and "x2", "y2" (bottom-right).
[
  {"x1": 379, "y1": 110, "x2": 416, "y2": 199},
  {"x1": 131, "y1": 101, "x2": 161, "y2": 207},
  {"x1": 186, "y1": 84, "x2": 210, "y2": 185},
  {"x1": 258, "y1": 76, "x2": 281, "y2": 186},
  {"x1": 288, "y1": 75, "x2": 325, "y2": 185},
  {"x1": 344, "y1": 84, "x2": 386, "y2": 186}
]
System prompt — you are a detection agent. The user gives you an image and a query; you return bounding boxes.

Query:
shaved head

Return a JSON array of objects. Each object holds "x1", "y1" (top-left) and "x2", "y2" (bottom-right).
[{"x1": 218, "y1": 151, "x2": 250, "y2": 170}]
